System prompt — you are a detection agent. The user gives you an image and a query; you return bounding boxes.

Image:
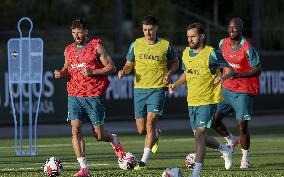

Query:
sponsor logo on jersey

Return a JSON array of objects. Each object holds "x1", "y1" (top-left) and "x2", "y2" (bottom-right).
[{"x1": 71, "y1": 63, "x2": 86, "y2": 69}]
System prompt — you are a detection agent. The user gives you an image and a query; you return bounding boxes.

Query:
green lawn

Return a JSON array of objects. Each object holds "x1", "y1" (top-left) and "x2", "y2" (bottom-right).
[{"x1": 0, "y1": 130, "x2": 284, "y2": 177}]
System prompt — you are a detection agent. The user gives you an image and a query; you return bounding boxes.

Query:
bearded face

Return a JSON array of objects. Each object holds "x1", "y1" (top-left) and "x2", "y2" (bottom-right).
[
  {"x1": 142, "y1": 24, "x2": 158, "y2": 42},
  {"x1": 71, "y1": 28, "x2": 88, "y2": 45},
  {"x1": 187, "y1": 28, "x2": 204, "y2": 49},
  {"x1": 228, "y1": 21, "x2": 242, "y2": 41}
]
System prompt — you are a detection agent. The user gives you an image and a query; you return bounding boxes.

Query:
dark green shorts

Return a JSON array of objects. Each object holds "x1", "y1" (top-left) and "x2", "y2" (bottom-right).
[
  {"x1": 188, "y1": 104, "x2": 217, "y2": 130},
  {"x1": 134, "y1": 88, "x2": 167, "y2": 119},
  {"x1": 217, "y1": 88, "x2": 254, "y2": 120},
  {"x1": 67, "y1": 96, "x2": 105, "y2": 125}
]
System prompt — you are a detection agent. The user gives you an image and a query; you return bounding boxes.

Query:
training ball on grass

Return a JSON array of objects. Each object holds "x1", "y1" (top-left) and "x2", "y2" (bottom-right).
[
  {"x1": 184, "y1": 153, "x2": 195, "y2": 169},
  {"x1": 162, "y1": 167, "x2": 183, "y2": 177},
  {"x1": 43, "y1": 157, "x2": 63, "y2": 176},
  {"x1": 118, "y1": 152, "x2": 137, "y2": 170}
]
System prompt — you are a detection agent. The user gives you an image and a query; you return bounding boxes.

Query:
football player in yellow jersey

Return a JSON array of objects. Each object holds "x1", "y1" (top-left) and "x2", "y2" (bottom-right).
[
  {"x1": 118, "y1": 15, "x2": 179, "y2": 169},
  {"x1": 169, "y1": 23, "x2": 234, "y2": 177}
]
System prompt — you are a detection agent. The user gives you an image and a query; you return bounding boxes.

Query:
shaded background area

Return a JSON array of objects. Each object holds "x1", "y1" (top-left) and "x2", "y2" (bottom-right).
[
  {"x1": 0, "y1": 0, "x2": 284, "y2": 126},
  {"x1": 1, "y1": 0, "x2": 284, "y2": 55}
]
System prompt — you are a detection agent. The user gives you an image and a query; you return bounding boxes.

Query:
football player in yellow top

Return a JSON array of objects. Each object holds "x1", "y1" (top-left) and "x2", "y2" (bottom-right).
[
  {"x1": 118, "y1": 15, "x2": 179, "y2": 169},
  {"x1": 169, "y1": 23, "x2": 233, "y2": 177}
]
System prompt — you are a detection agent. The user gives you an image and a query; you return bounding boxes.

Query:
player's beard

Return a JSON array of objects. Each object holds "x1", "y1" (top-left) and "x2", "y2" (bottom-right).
[
  {"x1": 229, "y1": 31, "x2": 241, "y2": 41},
  {"x1": 189, "y1": 40, "x2": 201, "y2": 49},
  {"x1": 145, "y1": 34, "x2": 154, "y2": 41},
  {"x1": 75, "y1": 36, "x2": 86, "y2": 45}
]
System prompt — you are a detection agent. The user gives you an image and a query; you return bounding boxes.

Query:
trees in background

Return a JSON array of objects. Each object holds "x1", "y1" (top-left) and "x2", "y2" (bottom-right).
[{"x1": 0, "y1": 0, "x2": 283, "y2": 54}]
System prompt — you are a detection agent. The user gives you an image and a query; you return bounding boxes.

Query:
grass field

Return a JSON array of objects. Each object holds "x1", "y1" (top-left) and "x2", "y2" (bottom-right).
[{"x1": 0, "y1": 128, "x2": 284, "y2": 177}]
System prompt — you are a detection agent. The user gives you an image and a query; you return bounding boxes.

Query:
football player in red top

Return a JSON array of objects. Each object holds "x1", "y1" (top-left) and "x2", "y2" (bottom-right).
[
  {"x1": 54, "y1": 18, "x2": 126, "y2": 176},
  {"x1": 213, "y1": 18, "x2": 262, "y2": 169}
]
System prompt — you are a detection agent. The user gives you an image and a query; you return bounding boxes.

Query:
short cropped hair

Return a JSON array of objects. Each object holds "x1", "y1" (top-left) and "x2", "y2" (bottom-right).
[
  {"x1": 229, "y1": 18, "x2": 244, "y2": 30},
  {"x1": 70, "y1": 18, "x2": 87, "y2": 29},
  {"x1": 187, "y1": 23, "x2": 205, "y2": 35},
  {"x1": 142, "y1": 15, "x2": 158, "y2": 26}
]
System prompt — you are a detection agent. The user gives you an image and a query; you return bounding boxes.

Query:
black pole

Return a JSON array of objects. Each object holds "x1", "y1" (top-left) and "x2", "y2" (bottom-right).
[
  {"x1": 113, "y1": 0, "x2": 123, "y2": 56},
  {"x1": 251, "y1": 0, "x2": 261, "y2": 50}
]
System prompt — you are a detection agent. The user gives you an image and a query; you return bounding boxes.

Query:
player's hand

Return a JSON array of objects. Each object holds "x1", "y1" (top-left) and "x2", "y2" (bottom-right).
[
  {"x1": 214, "y1": 76, "x2": 223, "y2": 84},
  {"x1": 163, "y1": 73, "x2": 171, "y2": 84},
  {"x1": 54, "y1": 70, "x2": 61, "y2": 78},
  {"x1": 81, "y1": 68, "x2": 93, "y2": 76},
  {"x1": 118, "y1": 70, "x2": 125, "y2": 79},
  {"x1": 168, "y1": 83, "x2": 176, "y2": 95}
]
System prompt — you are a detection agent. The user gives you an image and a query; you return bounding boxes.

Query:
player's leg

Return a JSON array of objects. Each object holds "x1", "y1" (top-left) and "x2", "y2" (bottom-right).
[
  {"x1": 147, "y1": 88, "x2": 166, "y2": 154},
  {"x1": 134, "y1": 88, "x2": 165, "y2": 170},
  {"x1": 85, "y1": 96, "x2": 126, "y2": 158},
  {"x1": 237, "y1": 120, "x2": 250, "y2": 169},
  {"x1": 133, "y1": 118, "x2": 147, "y2": 170},
  {"x1": 214, "y1": 111, "x2": 239, "y2": 147},
  {"x1": 152, "y1": 127, "x2": 161, "y2": 153},
  {"x1": 236, "y1": 121, "x2": 250, "y2": 150},
  {"x1": 190, "y1": 104, "x2": 233, "y2": 177},
  {"x1": 91, "y1": 125, "x2": 126, "y2": 158},
  {"x1": 204, "y1": 104, "x2": 233, "y2": 170},
  {"x1": 71, "y1": 120, "x2": 89, "y2": 176},
  {"x1": 189, "y1": 127, "x2": 206, "y2": 177},
  {"x1": 188, "y1": 106, "x2": 205, "y2": 177},
  {"x1": 134, "y1": 89, "x2": 147, "y2": 135},
  {"x1": 91, "y1": 125, "x2": 105, "y2": 141},
  {"x1": 68, "y1": 96, "x2": 89, "y2": 176},
  {"x1": 133, "y1": 100, "x2": 147, "y2": 169},
  {"x1": 71, "y1": 120, "x2": 85, "y2": 163},
  {"x1": 137, "y1": 112, "x2": 158, "y2": 167},
  {"x1": 80, "y1": 138, "x2": 85, "y2": 156},
  {"x1": 134, "y1": 116, "x2": 148, "y2": 170},
  {"x1": 234, "y1": 93, "x2": 253, "y2": 169},
  {"x1": 213, "y1": 89, "x2": 240, "y2": 147},
  {"x1": 193, "y1": 129, "x2": 234, "y2": 174},
  {"x1": 132, "y1": 89, "x2": 148, "y2": 169},
  {"x1": 213, "y1": 111, "x2": 229, "y2": 136},
  {"x1": 206, "y1": 135, "x2": 233, "y2": 170},
  {"x1": 136, "y1": 118, "x2": 146, "y2": 135}
]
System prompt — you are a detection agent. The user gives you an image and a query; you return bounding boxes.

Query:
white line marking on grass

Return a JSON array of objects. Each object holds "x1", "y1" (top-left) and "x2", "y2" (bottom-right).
[
  {"x1": 0, "y1": 163, "x2": 109, "y2": 172},
  {"x1": 0, "y1": 138, "x2": 195, "y2": 149},
  {"x1": 2, "y1": 135, "x2": 283, "y2": 150}
]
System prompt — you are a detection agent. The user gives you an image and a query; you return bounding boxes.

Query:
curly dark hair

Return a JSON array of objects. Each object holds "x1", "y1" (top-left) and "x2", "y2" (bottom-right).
[
  {"x1": 70, "y1": 18, "x2": 87, "y2": 29},
  {"x1": 142, "y1": 15, "x2": 158, "y2": 26}
]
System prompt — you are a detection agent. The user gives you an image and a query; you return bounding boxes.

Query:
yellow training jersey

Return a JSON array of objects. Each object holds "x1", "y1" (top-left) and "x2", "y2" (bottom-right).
[
  {"x1": 133, "y1": 37, "x2": 169, "y2": 88},
  {"x1": 182, "y1": 46, "x2": 223, "y2": 106}
]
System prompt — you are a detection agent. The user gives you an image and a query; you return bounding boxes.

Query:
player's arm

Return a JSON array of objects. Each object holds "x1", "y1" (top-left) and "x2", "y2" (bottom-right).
[
  {"x1": 82, "y1": 44, "x2": 116, "y2": 76},
  {"x1": 54, "y1": 50, "x2": 69, "y2": 78},
  {"x1": 96, "y1": 44, "x2": 116, "y2": 75},
  {"x1": 118, "y1": 60, "x2": 134, "y2": 79},
  {"x1": 118, "y1": 42, "x2": 135, "y2": 79},
  {"x1": 209, "y1": 49, "x2": 233, "y2": 84},
  {"x1": 219, "y1": 65, "x2": 233, "y2": 83},
  {"x1": 163, "y1": 43, "x2": 179, "y2": 84},
  {"x1": 168, "y1": 72, "x2": 186, "y2": 94},
  {"x1": 163, "y1": 57, "x2": 179, "y2": 84},
  {"x1": 233, "y1": 64, "x2": 262, "y2": 79},
  {"x1": 232, "y1": 46, "x2": 262, "y2": 79},
  {"x1": 61, "y1": 59, "x2": 69, "y2": 75}
]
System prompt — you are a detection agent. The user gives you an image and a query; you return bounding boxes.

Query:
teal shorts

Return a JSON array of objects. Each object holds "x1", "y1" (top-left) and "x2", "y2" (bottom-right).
[
  {"x1": 67, "y1": 96, "x2": 105, "y2": 125},
  {"x1": 134, "y1": 88, "x2": 167, "y2": 119},
  {"x1": 217, "y1": 88, "x2": 254, "y2": 120},
  {"x1": 188, "y1": 104, "x2": 217, "y2": 131}
]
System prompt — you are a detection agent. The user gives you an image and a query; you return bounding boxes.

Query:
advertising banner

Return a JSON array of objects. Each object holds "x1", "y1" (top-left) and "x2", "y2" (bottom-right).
[{"x1": 1, "y1": 54, "x2": 284, "y2": 125}]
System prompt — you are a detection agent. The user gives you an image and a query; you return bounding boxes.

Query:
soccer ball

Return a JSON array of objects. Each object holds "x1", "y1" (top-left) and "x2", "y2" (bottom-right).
[
  {"x1": 162, "y1": 167, "x2": 183, "y2": 177},
  {"x1": 118, "y1": 152, "x2": 137, "y2": 170},
  {"x1": 43, "y1": 157, "x2": 63, "y2": 176},
  {"x1": 184, "y1": 153, "x2": 196, "y2": 169}
]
